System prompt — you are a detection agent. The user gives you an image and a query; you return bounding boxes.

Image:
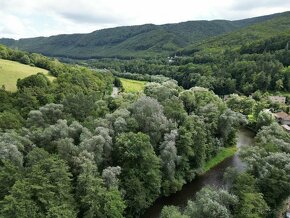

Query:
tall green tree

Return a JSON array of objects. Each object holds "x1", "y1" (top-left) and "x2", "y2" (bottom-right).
[
  {"x1": 176, "y1": 115, "x2": 207, "y2": 180},
  {"x1": 76, "y1": 153, "x2": 125, "y2": 218},
  {"x1": 115, "y1": 132, "x2": 161, "y2": 216},
  {"x1": 0, "y1": 148, "x2": 77, "y2": 218},
  {"x1": 130, "y1": 96, "x2": 172, "y2": 147}
]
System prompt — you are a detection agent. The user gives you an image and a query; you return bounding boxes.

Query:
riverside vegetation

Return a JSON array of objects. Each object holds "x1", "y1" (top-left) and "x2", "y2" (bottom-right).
[
  {"x1": 1, "y1": 11, "x2": 290, "y2": 218},
  {"x1": 0, "y1": 45, "x2": 247, "y2": 217}
]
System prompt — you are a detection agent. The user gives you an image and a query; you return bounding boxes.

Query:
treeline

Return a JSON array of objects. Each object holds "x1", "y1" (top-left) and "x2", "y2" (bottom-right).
[
  {"x1": 161, "y1": 118, "x2": 290, "y2": 218},
  {"x1": 84, "y1": 30, "x2": 290, "y2": 96},
  {"x1": 112, "y1": 71, "x2": 172, "y2": 83},
  {"x1": 0, "y1": 44, "x2": 67, "y2": 77},
  {"x1": 85, "y1": 57, "x2": 178, "y2": 78},
  {"x1": 0, "y1": 45, "x2": 114, "y2": 130},
  {"x1": 0, "y1": 61, "x2": 246, "y2": 218}
]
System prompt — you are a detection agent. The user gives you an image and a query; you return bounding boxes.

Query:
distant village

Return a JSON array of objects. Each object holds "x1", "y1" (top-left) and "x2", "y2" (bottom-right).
[
  {"x1": 224, "y1": 94, "x2": 290, "y2": 133},
  {"x1": 265, "y1": 95, "x2": 290, "y2": 133}
]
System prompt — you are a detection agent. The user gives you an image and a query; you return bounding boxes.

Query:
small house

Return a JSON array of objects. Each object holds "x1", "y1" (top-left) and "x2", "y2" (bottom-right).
[
  {"x1": 274, "y1": 111, "x2": 290, "y2": 125},
  {"x1": 282, "y1": 124, "x2": 290, "y2": 133},
  {"x1": 269, "y1": 96, "x2": 286, "y2": 104}
]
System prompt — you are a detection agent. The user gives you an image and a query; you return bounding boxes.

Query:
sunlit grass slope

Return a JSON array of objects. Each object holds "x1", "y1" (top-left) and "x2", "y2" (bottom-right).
[
  {"x1": 0, "y1": 59, "x2": 54, "y2": 92},
  {"x1": 120, "y1": 78, "x2": 146, "y2": 93}
]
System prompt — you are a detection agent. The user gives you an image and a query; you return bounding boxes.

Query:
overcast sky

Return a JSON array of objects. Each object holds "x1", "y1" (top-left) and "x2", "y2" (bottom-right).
[{"x1": 1, "y1": 0, "x2": 290, "y2": 39}]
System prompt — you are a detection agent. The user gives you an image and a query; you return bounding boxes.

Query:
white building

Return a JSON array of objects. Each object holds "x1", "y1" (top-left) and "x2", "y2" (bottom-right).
[{"x1": 269, "y1": 96, "x2": 286, "y2": 104}]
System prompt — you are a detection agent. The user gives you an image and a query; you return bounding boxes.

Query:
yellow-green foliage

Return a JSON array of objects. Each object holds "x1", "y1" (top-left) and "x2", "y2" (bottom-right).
[
  {"x1": 120, "y1": 78, "x2": 146, "y2": 93},
  {"x1": 0, "y1": 59, "x2": 54, "y2": 92}
]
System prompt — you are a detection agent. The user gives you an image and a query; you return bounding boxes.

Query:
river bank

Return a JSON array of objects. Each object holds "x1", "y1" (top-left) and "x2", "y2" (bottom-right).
[
  {"x1": 202, "y1": 146, "x2": 238, "y2": 173},
  {"x1": 142, "y1": 128, "x2": 255, "y2": 218}
]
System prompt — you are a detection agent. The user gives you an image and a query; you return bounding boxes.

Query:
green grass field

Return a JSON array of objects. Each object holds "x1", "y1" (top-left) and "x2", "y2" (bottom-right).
[
  {"x1": 120, "y1": 78, "x2": 146, "y2": 93},
  {"x1": 0, "y1": 59, "x2": 54, "y2": 92},
  {"x1": 202, "y1": 146, "x2": 238, "y2": 173}
]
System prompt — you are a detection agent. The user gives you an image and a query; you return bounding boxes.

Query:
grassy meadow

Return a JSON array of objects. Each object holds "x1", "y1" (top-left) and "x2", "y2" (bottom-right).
[
  {"x1": 120, "y1": 78, "x2": 146, "y2": 93},
  {"x1": 0, "y1": 59, "x2": 54, "y2": 92}
]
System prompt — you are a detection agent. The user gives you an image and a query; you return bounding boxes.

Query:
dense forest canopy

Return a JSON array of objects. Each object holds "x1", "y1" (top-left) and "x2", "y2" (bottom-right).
[
  {"x1": 1, "y1": 10, "x2": 290, "y2": 218},
  {"x1": 81, "y1": 12, "x2": 290, "y2": 97},
  {"x1": 0, "y1": 12, "x2": 287, "y2": 59},
  {"x1": 0, "y1": 45, "x2": 251, "y2": 217}
]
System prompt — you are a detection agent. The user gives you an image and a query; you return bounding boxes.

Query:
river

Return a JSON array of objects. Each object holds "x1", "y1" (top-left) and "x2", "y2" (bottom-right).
[{"x1": 143, "y1": 128, "x2": 255, "y2": 218}]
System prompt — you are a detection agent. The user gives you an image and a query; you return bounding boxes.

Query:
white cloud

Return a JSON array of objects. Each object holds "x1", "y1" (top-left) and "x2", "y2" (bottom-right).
[
  {"x1": 0, "y1": 0, "x2": 289, "y2": 39},
  {"x1": 0, "y1": 14, "x2": 27, "y2": 38},
  {"x1": 229, "y1": 0, "x2": 290, "y2": 11}
]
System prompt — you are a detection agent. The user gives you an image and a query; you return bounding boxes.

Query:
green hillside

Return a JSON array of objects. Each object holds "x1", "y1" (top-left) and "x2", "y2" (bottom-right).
[
  {"x1": 0, "y1": 59, "x2": 54, "y2": 91},
  {"x1": 183, "y1": 11, "x2": 290, "y2": 54},
  {"x1": 166, "y1": 11, "x2": 290, "y2": 95},
  {"x1": 85, "y1": 11, "x2": 290, "y2": 97},
  {"x1": 0, "y1": 12, "x2": 285, "y2": 59}
]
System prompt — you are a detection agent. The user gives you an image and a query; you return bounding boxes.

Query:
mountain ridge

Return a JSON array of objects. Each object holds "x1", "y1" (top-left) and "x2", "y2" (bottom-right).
[{"x1": 0, "y1": 11, "x2": 289, "y2": 59}]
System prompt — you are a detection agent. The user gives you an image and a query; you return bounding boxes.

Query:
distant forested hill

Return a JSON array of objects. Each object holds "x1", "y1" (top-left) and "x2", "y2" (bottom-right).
[
  {"x1": 82, "y1": 11, "x2": 290, "y2": 96},
  {"x1": 182, "y1": 11, "x2": 290, "y2": 54},
  {"x1": 0, "y1": 12, "x2": 287, "y2": 59}
]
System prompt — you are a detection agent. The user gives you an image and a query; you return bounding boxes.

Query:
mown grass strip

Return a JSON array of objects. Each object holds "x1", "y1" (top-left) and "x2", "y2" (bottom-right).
[
  {"x1": 119, "y1": 78, "x2": 146, "y2": 93},
  {"x1": 202, "y1": 146, "x2": 238, "y2": 173}
]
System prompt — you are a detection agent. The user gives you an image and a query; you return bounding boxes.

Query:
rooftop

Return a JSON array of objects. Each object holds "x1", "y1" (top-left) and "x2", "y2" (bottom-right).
[
  {"x1": 274, "y1": 112, "x2": 290, "y2": 121},
  {"x1": 282, "y1": 124, "x2": 290, "y2": 131}
]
